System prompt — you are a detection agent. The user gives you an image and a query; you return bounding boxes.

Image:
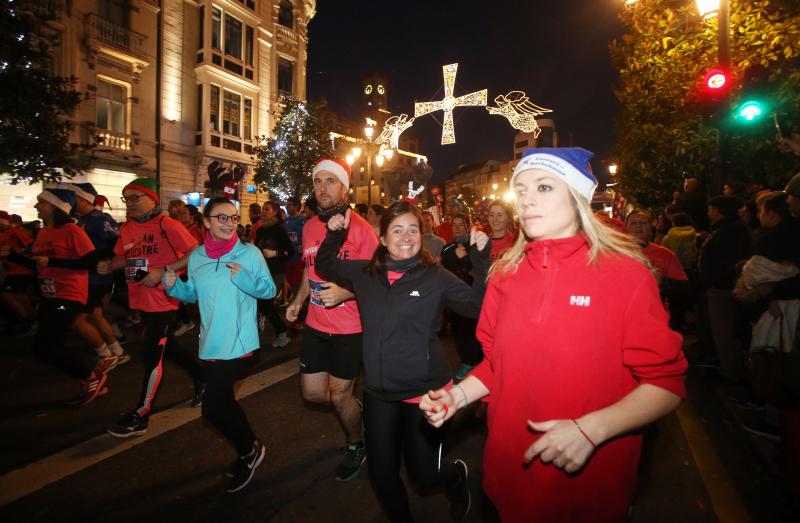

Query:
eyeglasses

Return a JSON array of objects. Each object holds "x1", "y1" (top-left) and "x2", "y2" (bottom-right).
[
  {"x1": 120, "y1": 195, "x2": 145, "y2": 204},
  {"x1": 209, "y1": 214, "x2": 240, "y2": 224}
]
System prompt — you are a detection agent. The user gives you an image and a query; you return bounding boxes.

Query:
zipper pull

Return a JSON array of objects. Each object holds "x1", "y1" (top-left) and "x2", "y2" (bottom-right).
[{"x1": 542, "y1": 245, "x2": 550, "y2": 269}]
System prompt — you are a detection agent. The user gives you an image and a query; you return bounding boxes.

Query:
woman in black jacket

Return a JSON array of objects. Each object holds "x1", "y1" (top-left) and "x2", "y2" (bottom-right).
[
  {"x1": 254, "y1": 201, "x2": 292, "y2": 347},
  {"x1": 316, "y1": 201, "x2": 489, "y2": 523}
]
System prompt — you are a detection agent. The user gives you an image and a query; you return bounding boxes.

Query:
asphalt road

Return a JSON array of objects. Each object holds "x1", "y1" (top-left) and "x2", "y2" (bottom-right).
[{"x1": 0, "y1": 324, "x2": 791, "y2": 522}]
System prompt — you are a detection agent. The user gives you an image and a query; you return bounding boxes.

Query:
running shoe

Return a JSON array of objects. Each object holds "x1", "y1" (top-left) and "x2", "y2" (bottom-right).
[
  {"x1": 227, "y1": 442, "x2": 266, "y2": 493},
  {"x1": 741, "y1": 420, "x2": 782, "y2": 442},
  {"x1": 15, "y1": 320, "x2": 38, "y2": 337},
  {"x1": 455, "y1": 363, "x2": 473, "y2": 381},
  {"x1": 114, "y1": 351, "x2": 132, "y2": 366},
  {"x1": 271, "y1": 332, "x2": 290, "y2": 348},
  {"x1": 107, "y1": 412, "x2": 149, "y2": 438},
  {"x1": 447, "y1": 459, "x2": 471, "y2": 521},
  {"x1": 335, "y1": 442, "x2": 366, "y2": 481},
  {"x1": 68, "y1": 373, "x2": 108, "y2": 407},
  {"x1": 173, "y1": 321, "x2": 196, "y2": 337},
  {"x1": 94, "y1": 354, "x2": 120, "y2": 376}
]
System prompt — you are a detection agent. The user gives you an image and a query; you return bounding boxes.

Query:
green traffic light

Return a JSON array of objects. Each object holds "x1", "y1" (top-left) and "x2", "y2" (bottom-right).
[{"x1": 736, "y1": 101, "x2": 765, "y2": 122}]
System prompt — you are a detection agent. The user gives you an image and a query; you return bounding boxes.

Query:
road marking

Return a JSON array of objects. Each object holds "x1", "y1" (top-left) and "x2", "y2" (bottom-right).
[
  {"x1": 0, "y1": 358, "x2": 299, "y2": 507},
  {"x1": 675, "y1": 401, "x2": 751, "y2": 523}
]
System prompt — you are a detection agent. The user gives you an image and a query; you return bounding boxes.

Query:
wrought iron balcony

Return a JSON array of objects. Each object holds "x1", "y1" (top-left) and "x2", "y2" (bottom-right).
[{"x1": 84, "y1": 13, "x2": 147, "y2": 61}]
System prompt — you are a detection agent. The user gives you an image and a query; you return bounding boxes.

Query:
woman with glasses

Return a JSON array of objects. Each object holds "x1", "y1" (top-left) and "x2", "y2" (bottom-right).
[{"x1": 164, "y1": 197, "x2": 276, "y2": 493}]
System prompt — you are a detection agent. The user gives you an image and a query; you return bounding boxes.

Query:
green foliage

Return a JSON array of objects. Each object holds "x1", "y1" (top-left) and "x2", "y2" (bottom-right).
[
  {"x1": 0, "y1": 0, "x2": 83, "y2": 185},
  {"x1": 611, "y1": 0, "x2": 800, "y2": 208},
  {"x1": 252, "y1": 98, "x2": 333, "y2": 201}
]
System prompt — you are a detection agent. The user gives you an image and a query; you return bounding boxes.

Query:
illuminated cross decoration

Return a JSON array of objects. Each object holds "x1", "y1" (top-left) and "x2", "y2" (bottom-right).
[{"x1": 414, "y1": 63, "x2": 487, "y2": 145}]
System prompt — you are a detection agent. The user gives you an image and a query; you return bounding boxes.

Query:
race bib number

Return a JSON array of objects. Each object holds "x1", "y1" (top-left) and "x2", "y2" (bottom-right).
[
  {"x1": 288, "y1": 231, "x2": 298, "y2": 244},
  {"x1": 309, "y1": 279, "x2": 325, "y2": 307},
  {"x1": 125, "y1": 258, "x2": 148, "y2": 282},
  {"x1": 38, "y1": 277, "x2": 56, "y2": 298}
]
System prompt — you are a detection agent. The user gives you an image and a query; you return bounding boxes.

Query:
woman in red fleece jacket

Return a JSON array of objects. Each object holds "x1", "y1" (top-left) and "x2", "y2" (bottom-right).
[{"x1": 421, "y1": 147, "x2": 688, "y2": 523}]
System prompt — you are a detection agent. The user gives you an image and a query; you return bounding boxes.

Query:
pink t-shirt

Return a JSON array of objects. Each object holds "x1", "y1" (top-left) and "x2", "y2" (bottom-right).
[
  {"x1": 115, "y1": 215, "x2": 198, "y2": 312},
  {"x1": 33, "y1": 224, "x2": 95, "y2": 303},
  {"x1": 302, "y1": 212, "x2": 378, "y2": 335}
]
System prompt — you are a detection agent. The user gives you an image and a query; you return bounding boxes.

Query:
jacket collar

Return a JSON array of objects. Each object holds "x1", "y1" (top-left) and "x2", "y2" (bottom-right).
[{"x1": 524, "y1": 234, "x2": 589, "y2": 270}]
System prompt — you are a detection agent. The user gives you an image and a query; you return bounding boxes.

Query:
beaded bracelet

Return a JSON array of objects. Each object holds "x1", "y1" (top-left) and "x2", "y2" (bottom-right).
[{"x1": 571, "y1": 418, "x2": 597, "y2": 449}]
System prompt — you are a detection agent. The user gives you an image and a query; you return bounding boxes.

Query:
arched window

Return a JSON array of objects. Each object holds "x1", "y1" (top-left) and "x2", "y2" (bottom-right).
[{"x1": 278, "y1": 0, "x2": 293, "y2": 29}]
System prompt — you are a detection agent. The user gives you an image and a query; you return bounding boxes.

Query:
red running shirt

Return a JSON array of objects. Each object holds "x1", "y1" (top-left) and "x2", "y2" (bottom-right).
[
  {"x1": 489, "y1": 230, "x2": 517, "y2": 263},
  {"x1": 643, "y1": 242, "x2": 688, "y2": 282},
  {"x1": 302, "y1": 213, "x2": 378, "y2": 335},
  {"x1": 0, "y1": 227, "x2": 33, "y2": 276},
  {"x1": 32, "y1": 224, "x2": 95, "y2": 303},
  {"x1": 115, "y1": 215, "x2": 198, "y2": 312}
]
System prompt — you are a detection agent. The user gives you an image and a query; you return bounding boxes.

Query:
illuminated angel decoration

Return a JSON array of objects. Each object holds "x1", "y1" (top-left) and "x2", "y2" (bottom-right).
[
  {"x1": 407, "y1": 181, "x2": 425, "y2": 200},
  {"x1": 375, "y1": 114, "x2": 415, "y2": 150},
  {"x1": 486, "y1": 91, "x2": 552, "y2": 137}
]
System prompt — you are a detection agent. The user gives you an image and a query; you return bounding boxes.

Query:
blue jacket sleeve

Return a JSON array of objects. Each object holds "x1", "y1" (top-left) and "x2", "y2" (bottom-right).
[
  {"x1": 164, "y1": 275, "x2": 198, "y2": 303},
  {"x1": 231, "y1": 247, "x2": 276, "y2": 299}
]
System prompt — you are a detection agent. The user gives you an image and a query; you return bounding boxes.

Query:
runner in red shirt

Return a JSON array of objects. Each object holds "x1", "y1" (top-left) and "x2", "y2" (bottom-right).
[
  {"x1": 0, "y1": 210, "x2": 36, "y2": 333},
  {"x1": 486, "y1": 199, "x2": 518, "y2": 264},
  {"x1": 286, "y1": 158, "x2": 378, "y2": 481},
  {"x1": 4, "y1": 189, "x2": 110, "y2": 406},
  {"x1": 99, "y1": 178, "x2": 203, "y2": 438}
]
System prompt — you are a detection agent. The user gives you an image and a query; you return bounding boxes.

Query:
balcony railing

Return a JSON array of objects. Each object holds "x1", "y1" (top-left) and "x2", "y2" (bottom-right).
[
  {"x1": 276, "y1": 25, "x2": 297, "y2": 41},
  {"x1": 85, "y1": 13, "x2": 147, "y2": 60},
  {"x1": 94, "y1": 128, "x2": 133, "y2": 151}
]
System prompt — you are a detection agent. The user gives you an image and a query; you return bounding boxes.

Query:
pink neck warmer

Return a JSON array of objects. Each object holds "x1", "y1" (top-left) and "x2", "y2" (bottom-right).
[{"x1": 204, "y1": 232, "x2": 238, "y2": 259}]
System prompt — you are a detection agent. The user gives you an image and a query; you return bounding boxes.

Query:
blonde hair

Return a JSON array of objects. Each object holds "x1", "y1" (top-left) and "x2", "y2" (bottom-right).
[{"x1": 488, "y1": 185, "x2": 649, "y2": 279}]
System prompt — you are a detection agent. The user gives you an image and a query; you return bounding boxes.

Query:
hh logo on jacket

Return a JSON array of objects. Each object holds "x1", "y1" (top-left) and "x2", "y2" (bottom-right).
[{"x1": 569, "y1": 295, "x2": 591, "y2": 307}]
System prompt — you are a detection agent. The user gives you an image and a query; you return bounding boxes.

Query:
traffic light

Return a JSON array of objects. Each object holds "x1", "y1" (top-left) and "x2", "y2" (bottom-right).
[
  {"x1": 733, "y1": 65, "x2": 770, "y2": 124},
  {"x1": 697, "y1": 67, "x2": 730, "y2": 125},
  {"x1": 704, "y1": 68, "x2": 729, "y2": 94}
]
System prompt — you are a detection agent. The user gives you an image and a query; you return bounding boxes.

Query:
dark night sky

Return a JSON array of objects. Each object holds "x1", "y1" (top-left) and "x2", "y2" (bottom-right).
[{"x1": 306, "y1": 0, "x2": 626, "y2": 186}]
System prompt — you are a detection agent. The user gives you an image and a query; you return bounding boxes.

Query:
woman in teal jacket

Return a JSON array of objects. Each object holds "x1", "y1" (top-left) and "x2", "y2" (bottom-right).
[{"x1": 164, "y1": 197, "x2": 275, "y2": 493}]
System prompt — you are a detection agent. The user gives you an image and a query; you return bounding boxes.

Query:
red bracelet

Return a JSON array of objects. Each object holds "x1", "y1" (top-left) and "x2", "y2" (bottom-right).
[{"x1": 571, "y1": 419, "x2": 597, "y2": 449}]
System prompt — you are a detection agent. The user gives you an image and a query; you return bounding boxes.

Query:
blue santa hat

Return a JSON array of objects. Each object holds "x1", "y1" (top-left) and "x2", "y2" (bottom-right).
[
  {"x1": 37, "y1": 188, "x2": 77, "y2": 215},
  {"x1": 512, "y1": 147, "x2": 597, "y2": 201},
  {"x1": 67, "y1": 182, "x2": 98, "y2": 204}
]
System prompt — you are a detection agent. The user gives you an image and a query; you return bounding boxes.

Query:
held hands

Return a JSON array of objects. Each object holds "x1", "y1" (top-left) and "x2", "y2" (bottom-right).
[
  {"x1": 523, "y1": 419, "x2": 598, "y2": 474},
  {"x1": 286, "y1": 301, "x2": 301, "y2": 322},
  {"x1": 139, "y1": 267, "x2": 164, "y2": 287},
  {"x1": 470, "y1": 227, "x2": 490, "y2": 252},
  {"x1": 420, "y1": 388, "x2": 458, "y2": 428},
  {"x1": 327, "y1": 208, "x2": 351, "y2": 232},
  {"x1": 163, "y1": 267, "x2": 177, "y2": 289}
]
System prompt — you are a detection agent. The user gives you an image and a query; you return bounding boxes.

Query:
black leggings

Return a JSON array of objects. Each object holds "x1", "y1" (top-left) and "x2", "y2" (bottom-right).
[
  {"x1": 33, "y1": 299, "x2": 92, "y2": 379},
  {"x1": 135, "y1": 310, "x2": 204, "y2": 417},
  {"x1": 202, "y1": 357, "x2": 256, "y2": 456},
  {"x1": 364, "y1": 390, "x2": 460, "y2": 523}
]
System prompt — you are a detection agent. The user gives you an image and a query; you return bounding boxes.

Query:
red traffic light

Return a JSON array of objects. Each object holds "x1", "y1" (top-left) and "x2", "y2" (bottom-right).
[{"x1": 704, "y1": 68, "x2": 728, "y2": 90}]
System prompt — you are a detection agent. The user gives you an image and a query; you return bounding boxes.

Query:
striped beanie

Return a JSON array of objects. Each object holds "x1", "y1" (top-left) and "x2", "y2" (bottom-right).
[
  {"x1": 512, "y1": 147, "x2": 597, "y2": 201},
  {"x1": 123, "y1": 177, "x2": 159, "y2": 203}
]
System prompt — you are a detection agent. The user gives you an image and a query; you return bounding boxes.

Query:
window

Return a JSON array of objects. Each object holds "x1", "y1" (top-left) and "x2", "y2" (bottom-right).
[
  {"x1": 243, "y1": 98, "x2": 252, "y2": 141},
  {"x1": 224, "y1": 14, "x2": 242, "y2": 60},
  {"x1": 245, "y1": 26, "x2": 254, "y2": 66},
  {"x1": 278, "y1": 0, "x2": 293, "y2": 29},
  {"x1": 98, "y1": 0, "x2": 130, "y2": 28},
  {"x1": 196, "y1": 84, "x2": 203, "y2": 132},
  {"x1": 223, "y1": 90, "x2": 241, "y2": 137},
  {"x1": 210, "y1": 85, "x2": 220, "y2": 131},
  {"x1": 278, "y1": 58, "x2": 293, "y2": 96},
  {"x1": 211, "y1": 7, "x2": 221, "y2": 51},
  {"x1": 96, "y1": 78, "x2": 127, "y2": 133}
]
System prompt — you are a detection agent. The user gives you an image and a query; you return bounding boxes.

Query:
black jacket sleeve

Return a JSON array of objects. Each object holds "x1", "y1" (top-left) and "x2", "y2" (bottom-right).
[
  {"x1": 5, "y1": 251, "x2": 36, "y2": 271},
  {"x1": 441, "y1": 241, "x2": 491, "y2": 318},
  {"x1": 46, "y1": 249, "x2": 100, "y2": 270},
  {"x1": 315, "y1": 227, "x2": 368, "y2": 289}
]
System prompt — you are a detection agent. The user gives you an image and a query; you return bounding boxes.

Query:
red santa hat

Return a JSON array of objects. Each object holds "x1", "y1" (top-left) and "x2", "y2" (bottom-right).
[
  {"x1": 223, "y1": 181, "x2": 237, "y2": 199},
  {"x1": 95, "y1": 195, "x2": 112, "y2": 211},
  {"x1": 312, "y1": 158, "x2": 351, "y2": 191}
]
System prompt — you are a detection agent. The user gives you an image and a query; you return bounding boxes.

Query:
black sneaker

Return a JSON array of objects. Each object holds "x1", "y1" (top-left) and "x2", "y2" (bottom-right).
[
  {"x1": 741, "y1": 420, "x2": 782, "y2": 442},
  {"x1": 107, "y1": 412, "x2": 148, "y2": 438},
  {"x1": 227, "y1": 442, "x2": 266, "y2": 493},
  {"x1": 335, "y1": 442, "x2": 366, "y2": 481},
  {"x1": 447, "y1": 459, "x2": 471, "y2": 521},
  {"x1": 191, "y1": 383, "x2": 207, "y2": 408}
]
